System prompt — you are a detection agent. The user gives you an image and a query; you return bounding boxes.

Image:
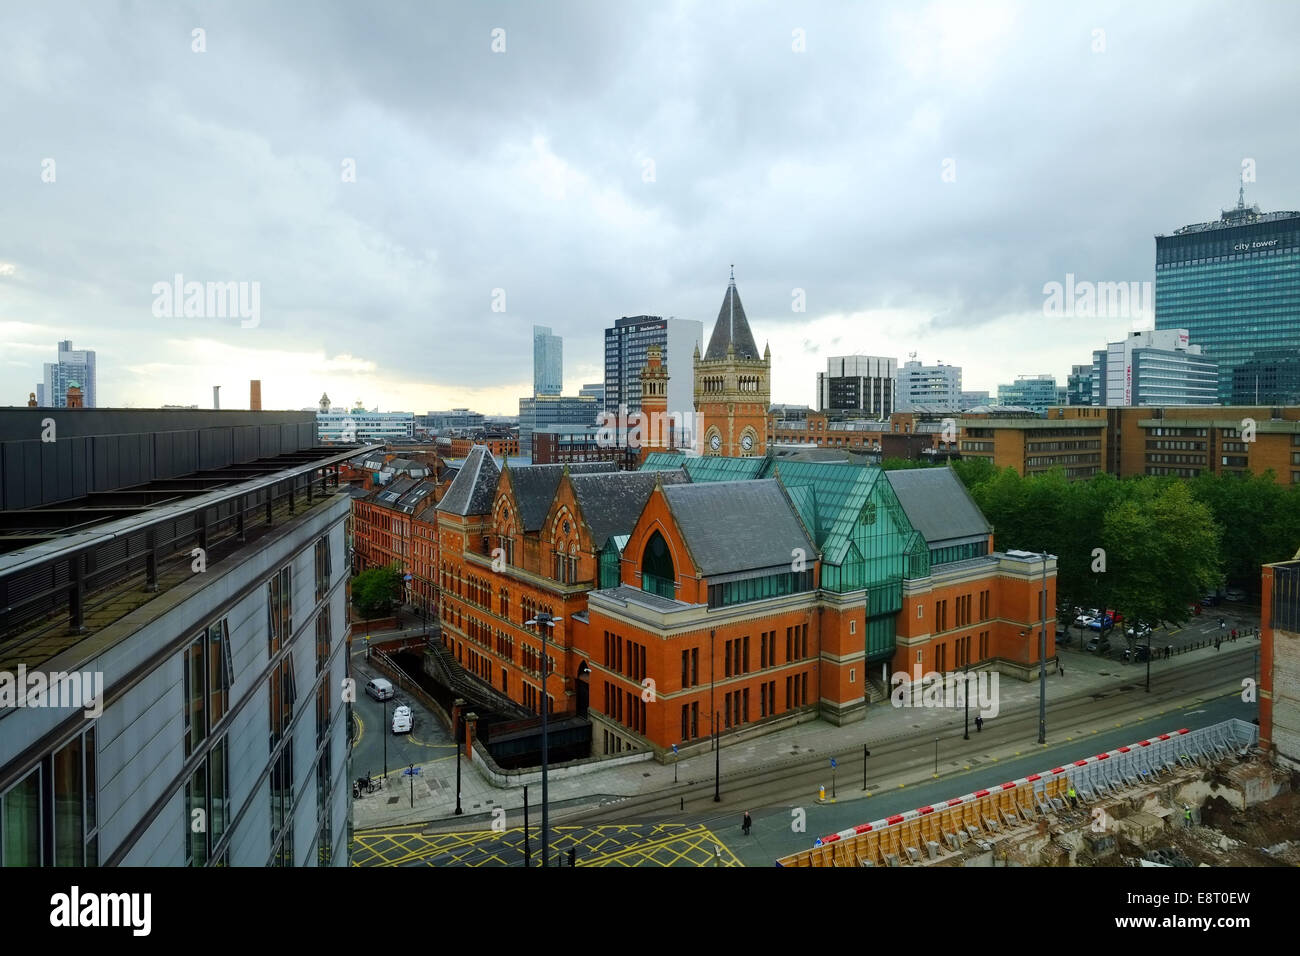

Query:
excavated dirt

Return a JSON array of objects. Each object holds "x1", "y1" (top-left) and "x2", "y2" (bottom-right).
[{"x1": 1121, "y1": 787, "x2": 1300, "y2": 867}]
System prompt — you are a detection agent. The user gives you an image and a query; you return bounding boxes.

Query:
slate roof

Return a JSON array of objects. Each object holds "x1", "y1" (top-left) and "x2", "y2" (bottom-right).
[
  {"x1": 703, "y1": 277, "x2": 761, "y2": 360},
  {"x1": 662, "y1": 479, "x2": 814, "y2": 576},
  {"x1": 569, "y1": 469, "x2": 688, "y2": 549},
  {"x1": 508, "y1": 462, "x2": 617, "y2": 531},
  {"x1": 436, "y1": 445, "x2": 501, "y2": 516},
  {"x1": 884, "y1": 468, "x2": 991, "y2": 545},
  {"x1": 372, "y1": 475, "x2": 416, "y2": 507}
]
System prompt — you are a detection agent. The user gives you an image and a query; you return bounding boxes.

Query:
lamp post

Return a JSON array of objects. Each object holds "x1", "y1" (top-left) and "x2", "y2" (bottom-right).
[
  {"x1": 1145, "y1": 626, "x2": 1153, "y2": 693},
  {"x1": 933, "y1": 737, "x2": 939, "y2": 775},
  {"x1": 963, "y1": 663, "x2": 971, "y2": 740},
  {"x1": 454, "y1": 706, "x2": 463, "y2": 816},
  {"x1": 524, "y1": 611, "x2": 561, "y2": 867},
  {"x1": 1038, "y1": 550, "x2": 1048, "y2": 746},
  {"x1": 714, "y1": 711, "x2": 721, "y2": 802}
]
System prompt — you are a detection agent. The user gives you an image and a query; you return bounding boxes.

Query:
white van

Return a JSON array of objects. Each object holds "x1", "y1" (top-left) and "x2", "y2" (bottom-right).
[{"x1": 365, "y1": 677, "x2": 394, "y2": 701}]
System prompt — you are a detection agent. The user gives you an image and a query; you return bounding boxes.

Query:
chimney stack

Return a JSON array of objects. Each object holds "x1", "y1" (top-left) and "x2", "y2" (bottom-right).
[
  {"x1": 66, "y1": 383, "x2": 84, "y2": 408},
  {"x1": 213, "y1": 385, "x2": 221, "y2": 410},
  {"x1": 250, "y1": 380, "x2": 262, "y2": 411}
]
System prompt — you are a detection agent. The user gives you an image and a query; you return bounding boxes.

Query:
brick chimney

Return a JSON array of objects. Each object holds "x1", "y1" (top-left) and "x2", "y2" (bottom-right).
[{"x1": 250, "y1": 379, "x2": 262, "y2": 411}]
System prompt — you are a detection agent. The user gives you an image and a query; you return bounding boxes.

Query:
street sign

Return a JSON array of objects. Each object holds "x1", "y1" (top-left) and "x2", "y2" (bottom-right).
[
  {"x1": 830, "y1": 757, "x2": 837, "y2": 770},
  {"x1": 672, "y1": 744, "x2": 678, "y2": 755},
  {"x1": 403, "y1": 766, "x2": 421, "y2": 777}
]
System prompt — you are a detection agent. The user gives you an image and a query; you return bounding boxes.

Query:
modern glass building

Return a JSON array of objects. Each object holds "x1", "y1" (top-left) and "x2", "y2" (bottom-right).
[
  {"x1": 533, "y1": 326, "x2": 563, "y2": 396},
  {"x1": 1155, "y1": 199, "x2": 1300, "y2": 402},
  {"x1": 603, "y1": 316, "x2": 702, "y2": 423},
  {"x1": 817, "y1": 355, "x2": 897, "y2": 418},
  {"x1": 996, "y1": 374, "x2": 1059, "y2": 415},
  {"x1": 518, "y1": 394, "x2": 600, "y2": 458},
  {"x1": 39, "y1": 340, "x2": 97, "y2": 408},
  {"x1": 896, "y1": 359, "x2": 962, "y2": 411}
]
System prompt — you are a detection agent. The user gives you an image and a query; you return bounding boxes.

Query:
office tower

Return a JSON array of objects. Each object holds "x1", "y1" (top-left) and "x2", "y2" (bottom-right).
[
  {"x1": 896, "y1": 358, "x2": 962, "y2": 411},
  {"x1": 579, "y1": 383, "x2": 605, "y2": 405},
  {"x1": 816, "y1": 356, "x2": 897, "y2": 418},
  {"x1": 533, "y1": 325, "x2": 563, "y2": 396},
  {"x1": 603, "y1": 315, "x2": 704, "y2": 426},
  {"x1": 40, "y1": 339, "x2": 97, "y2": 408},
  {"x1": 1155, "y1": 192, "x2": 1300, "y2": 402},
  {"x1": 1066, "y1": 365, "x2": 1094, "y2": 406}
]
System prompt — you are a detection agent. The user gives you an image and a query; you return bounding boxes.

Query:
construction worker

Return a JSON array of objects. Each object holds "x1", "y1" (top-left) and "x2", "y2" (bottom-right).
[
  {"x1": 1068, "y1": 785, "x2": 1078, "y2": 809},
  {"x1": 1183, "y1": 805, "x2": 1193, "y2": 828}
]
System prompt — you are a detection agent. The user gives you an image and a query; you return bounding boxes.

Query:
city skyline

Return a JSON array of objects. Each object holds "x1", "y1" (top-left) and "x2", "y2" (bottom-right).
[{"x1": 3, "y1": 2, "x2": 1299, "y2": 416}]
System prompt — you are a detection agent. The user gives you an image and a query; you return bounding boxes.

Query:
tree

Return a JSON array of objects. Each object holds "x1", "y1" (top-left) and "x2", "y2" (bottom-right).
[
  {"x1": 1101, "y1": 482, "x2": 1221, "y2": 653},
  {"x1": 352, "y1": 565, "x2": 403, "y2": 619}
]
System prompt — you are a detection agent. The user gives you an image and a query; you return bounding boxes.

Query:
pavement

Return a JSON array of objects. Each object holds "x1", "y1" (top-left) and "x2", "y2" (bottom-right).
[{"x1": 349, "y1": 602, "x2": 1264, "y2": 838}]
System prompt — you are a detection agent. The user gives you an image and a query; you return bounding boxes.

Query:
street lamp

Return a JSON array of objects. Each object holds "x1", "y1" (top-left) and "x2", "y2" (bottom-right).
[
  {"x1": 1037, "y1": 550, "x2": 1048, "y2": 746},
  {"x1": 963, "y1": 662, "x2": 971, "y2": 740},
  {"x1": 523, "y1": 610, "x2": 562, "y2": 867}
]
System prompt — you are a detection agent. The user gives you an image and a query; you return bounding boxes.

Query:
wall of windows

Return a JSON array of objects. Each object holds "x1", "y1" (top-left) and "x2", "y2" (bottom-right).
[
  {"x1": 706, "y1": 569, "x2": 813, "y2": 609},
  {"x1": 0, "y1": 727, "x2": 98, "y2": 867}
]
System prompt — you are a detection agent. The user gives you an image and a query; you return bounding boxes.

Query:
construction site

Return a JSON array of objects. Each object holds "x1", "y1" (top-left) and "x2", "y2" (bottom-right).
[{"x1": 776, "y1": 719, "x2": 1299, "y2": 867}]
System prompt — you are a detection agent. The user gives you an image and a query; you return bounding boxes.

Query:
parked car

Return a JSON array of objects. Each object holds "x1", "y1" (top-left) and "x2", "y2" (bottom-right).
[
  {"x1": 1224, "y1": 588, "x2": 1246, "y2": 602},
  {"x1": 1123, "y1": 644, "x2": 1151, "y2": 663},
  {"x1": 1126, "y1": 622, "x2": 1153, "y2": 640},
  {"x1": 391, "y1": 705, "x2": 413, "y2": 734},
  {"x1": 1074, "y1": 614, "x2": 1095, "y2": 628},
  {"x1": 1086, "y1": 635, "x2": 1111, "y2": 654},
  {"x1": 365, "y1": 677, "x2": 395, "y2": 701},
  {"x1": 1200, "y1": 593, "x2": 1220, "y2": 607}
]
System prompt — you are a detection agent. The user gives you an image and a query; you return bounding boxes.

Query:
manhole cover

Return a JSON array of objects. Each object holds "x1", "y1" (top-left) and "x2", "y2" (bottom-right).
[
  {"x1": 386, "y1": 797, "x2": 400, "y2": 805},
  {"x1": 643, "y1": 772, "x2": 652, "y2": 778}
]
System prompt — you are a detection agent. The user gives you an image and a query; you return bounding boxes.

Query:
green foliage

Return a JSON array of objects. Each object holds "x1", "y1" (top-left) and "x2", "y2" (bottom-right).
[
  {"x1": 351, "y1": 565, "x2": 403, "y2": 618},
  {"x1": 957, "y1": 465, "x2": 1293, "y2": 622}
]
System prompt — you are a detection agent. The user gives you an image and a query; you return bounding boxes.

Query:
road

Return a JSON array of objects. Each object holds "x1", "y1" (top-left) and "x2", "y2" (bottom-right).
[
  {"x1": 353, "y1": 643, "x2": 1257, "y2": 866},
  {"x1": 349, "y1": 648, "x2": 454, "y2": 785}
]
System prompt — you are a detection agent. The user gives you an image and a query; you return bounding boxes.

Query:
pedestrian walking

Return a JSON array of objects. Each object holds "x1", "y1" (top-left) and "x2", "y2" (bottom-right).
[
  {"x1": 1231, "y1": 628, "x2": 1237, "y2": 642},
  {"x1": 1058, "y1": 659, "x2": 1065, "y2": 677},
  {"x1": 742, "y1": 811, "x2": 752, "y2": 836},
  {"x1": 975, "y1": 715, "x2": 984, "y2": 733},
  {"x1": 1215, "y1": 636, "x2": 1221, "y2": 651}
]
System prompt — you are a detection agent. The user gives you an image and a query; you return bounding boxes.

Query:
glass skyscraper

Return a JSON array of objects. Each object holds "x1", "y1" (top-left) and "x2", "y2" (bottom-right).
[
  {"x1": 1155, "y1": 200, "x2": 1300, "y2": 402},
  {"x1": 533, "y1": 325, "x2": 563, "y2": 396}
]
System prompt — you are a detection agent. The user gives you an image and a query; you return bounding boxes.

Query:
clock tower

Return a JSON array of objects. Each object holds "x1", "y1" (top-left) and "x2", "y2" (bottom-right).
[{"x1": 694, "y1": 267, "x2": 770, "y2": 457}]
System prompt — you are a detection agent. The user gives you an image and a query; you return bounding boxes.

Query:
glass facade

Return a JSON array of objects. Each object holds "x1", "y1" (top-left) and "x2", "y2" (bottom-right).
[
  {"x1": 707, "y1": 569, "x2": 814, "y2": 608},
  {"x1": 1155, "y1": 210, "x2": 1300, "y2": 402}
]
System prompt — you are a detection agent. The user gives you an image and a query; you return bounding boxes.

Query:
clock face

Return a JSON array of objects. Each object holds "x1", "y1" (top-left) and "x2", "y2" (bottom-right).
[
  {"x1": 741, "y1": 434, "x2": 754, "y2": 451},
  {"x1": 709, "y1": 433, "x2": 722, "y2": 451}
]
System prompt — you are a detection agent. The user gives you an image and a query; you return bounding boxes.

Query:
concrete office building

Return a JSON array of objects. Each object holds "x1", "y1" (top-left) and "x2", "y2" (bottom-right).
[
  {"x1": 317, "y1": 408, "x2": 414, "y2": 443},
  {"x1": 0, "y1": 408, "x2": 369, "y2": 866},
  {"x1": 38, "y1": 340, "x2": 97, "y2": 409},
  {"x1": 579, "y1": 383, "x2": 605, "y2": 406},
  {"x1": 817, "y1": 355, "x2": 897, "y2": 418},
  {"x1": 896, "y1": 359, "x2": 962, "y2": 411},
  {"x1": 533, "y1": 326, "x2": 563, "y2": 397},
  {"x1": 1090, "y1": 329, "x2": 1218, "y2": 407},
  {"x1": 959, "y1": 391, "x2": 991, "y2": 410},
  {"x1": 1155, "y1": 194, "x2": 1300, "y2": 402}
]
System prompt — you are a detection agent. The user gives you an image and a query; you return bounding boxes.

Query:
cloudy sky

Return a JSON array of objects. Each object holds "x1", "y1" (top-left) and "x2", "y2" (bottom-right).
[{"x1": 3, "y1": 0, "x2": 1298, "y2": 415}]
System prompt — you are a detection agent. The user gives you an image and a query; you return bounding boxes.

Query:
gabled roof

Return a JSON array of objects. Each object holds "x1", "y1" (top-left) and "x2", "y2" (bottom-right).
[
  {"x1": 372, "y1": 475, "x2": 417, "y2": 506},
  {"x1": 661, "y1": 479, "x2": 814, "y2": 576},
  {"x1": 703, "y1": 276, "x2": 760, "y2": 360},
  {"x1": 569, "y1": 469, "x2": 688, "y2": 549},
  {"x1": 436, "y1": 445, "x2": 500, "y2": 516},
  {"x1": 884, "y1": 468, "x2": 991, "y2": 545},
  {"x1": 509, "y1": 462, "x2": 617, "y2": 531}
]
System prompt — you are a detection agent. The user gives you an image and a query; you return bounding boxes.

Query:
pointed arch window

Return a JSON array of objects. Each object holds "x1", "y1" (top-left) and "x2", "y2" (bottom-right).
[{"x1": 641, "y1": 530, "x2": 676, "y2": 599}]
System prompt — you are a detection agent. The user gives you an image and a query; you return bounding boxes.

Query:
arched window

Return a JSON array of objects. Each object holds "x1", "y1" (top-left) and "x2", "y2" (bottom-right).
[{"x1": 641, "y1": 530, "x2": 676, "y2": 599}]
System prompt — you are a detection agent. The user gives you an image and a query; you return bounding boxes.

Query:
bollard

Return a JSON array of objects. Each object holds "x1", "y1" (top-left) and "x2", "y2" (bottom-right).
[{"x1": 819, "y1": 785, "x2": 826, "y2": 801}]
